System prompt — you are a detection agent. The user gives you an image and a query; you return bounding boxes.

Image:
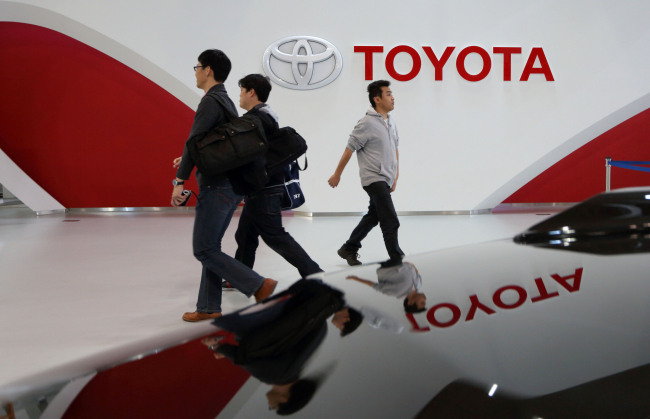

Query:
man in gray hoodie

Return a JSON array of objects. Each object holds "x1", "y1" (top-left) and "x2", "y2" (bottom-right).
[{"x1": 328, "y1": 80, "x2": 404, "y2": 266}]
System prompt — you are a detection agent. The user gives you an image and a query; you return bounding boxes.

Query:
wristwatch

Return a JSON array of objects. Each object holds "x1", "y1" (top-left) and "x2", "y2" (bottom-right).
[{"x1": 172, "y1": 179, "x2": 185, "y2": 186}]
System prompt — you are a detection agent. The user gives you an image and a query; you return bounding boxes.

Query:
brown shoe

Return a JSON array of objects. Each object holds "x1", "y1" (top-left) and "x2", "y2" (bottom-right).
[
  {"x1": 182, "y1": 311, "x2": 222, "y2": 322},
  {"x1": 254, "y1": 278, "x2": 278, "y2": 302}
]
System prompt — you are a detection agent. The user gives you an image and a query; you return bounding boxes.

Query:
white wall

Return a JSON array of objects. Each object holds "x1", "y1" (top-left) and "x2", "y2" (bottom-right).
[
  {"x1": 0, "y1": 150, "x2": 64, "y2": 213},
  {"x1": 5, "y1": 0, "x2": 650, "y2": 212}
]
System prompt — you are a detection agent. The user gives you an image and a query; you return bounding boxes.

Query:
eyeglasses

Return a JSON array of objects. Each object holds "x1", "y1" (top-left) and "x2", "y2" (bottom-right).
[{"x1": 193, "y1": 65, "x2": 206, "y2": 71}]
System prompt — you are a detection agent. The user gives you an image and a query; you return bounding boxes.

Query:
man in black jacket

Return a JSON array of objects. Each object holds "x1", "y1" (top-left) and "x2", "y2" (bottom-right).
[
  {"x1": 233, "y1": 74, "x2": 322, "y2": 278},
  {"x1": 171, "y1": 53, "x2": 276, "y2": 323},
  {"x1": 203, "y1": 279, "x2": 362, "y2": 414}
]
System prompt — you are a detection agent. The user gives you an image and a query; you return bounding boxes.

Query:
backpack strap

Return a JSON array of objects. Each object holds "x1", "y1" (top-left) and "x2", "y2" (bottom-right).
[
  {"x1": 296, "y1": 154, "x2": 308, "y2": 171},
  {"x1": 206, "y1": 91, "x2": 238, "y2": 121}
]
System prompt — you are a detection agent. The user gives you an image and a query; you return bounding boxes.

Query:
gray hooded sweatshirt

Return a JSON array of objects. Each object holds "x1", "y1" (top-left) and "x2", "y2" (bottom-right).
[{"x1": 346, "y1": 107, "x2": 399, "y2": 187}]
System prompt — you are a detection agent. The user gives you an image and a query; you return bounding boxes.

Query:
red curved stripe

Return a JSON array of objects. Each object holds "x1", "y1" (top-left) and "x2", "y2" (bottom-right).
[
  {"x1": 503, "y1": 108, "x2": 650, "y2": 204},
  {"x1": 0, "y1": 22, "x2": 196, "y2": 207},
  {"x1": 2, "y1": 23, "x2": 648, "y2": 208}
]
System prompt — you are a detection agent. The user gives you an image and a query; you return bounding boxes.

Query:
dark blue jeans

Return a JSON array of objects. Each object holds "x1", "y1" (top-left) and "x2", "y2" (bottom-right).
[
  {"x1": 344, "y1": 181, "x2": 403, "y2": 261},
  {"x1": 235, "y1": 185, "x2": 322, "y2": 278},
  {"x1": 193, "y1": 183, "x2": 265, "y2": 313}
]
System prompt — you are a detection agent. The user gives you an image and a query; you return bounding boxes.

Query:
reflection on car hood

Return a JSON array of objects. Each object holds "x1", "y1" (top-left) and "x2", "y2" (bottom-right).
[
  {"x1": 514, "y1": 187, "x2": 650, "y2": 254},
  {"x1": 2, "y1": 188, "x2": 650, "y2": 418}
]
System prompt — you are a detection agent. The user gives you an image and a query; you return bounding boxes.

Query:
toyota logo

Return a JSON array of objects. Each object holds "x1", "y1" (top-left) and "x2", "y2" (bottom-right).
[{"x1": 263, "y1": 36, "x2": 343, "y2": 90}]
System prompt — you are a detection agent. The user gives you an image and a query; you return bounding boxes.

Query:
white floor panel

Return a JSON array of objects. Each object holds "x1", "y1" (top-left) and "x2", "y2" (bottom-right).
[{"x1": 0, "y1": 205, "x2": 552, "y2": 394}]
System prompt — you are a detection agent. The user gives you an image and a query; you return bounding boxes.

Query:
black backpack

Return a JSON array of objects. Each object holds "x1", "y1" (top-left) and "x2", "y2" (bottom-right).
[
  {"x1": 265, "y1": 127, "x2": 308, "y2": 173},
  {"x1": 186, "y1": 94, "x2": 268, "y2": 176},
  {"x1": 234, "y1": 280, "x2": 345, "y2": 363}
]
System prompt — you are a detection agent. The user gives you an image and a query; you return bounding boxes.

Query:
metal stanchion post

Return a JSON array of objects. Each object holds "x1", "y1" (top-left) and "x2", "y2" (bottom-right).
[{"x1": 605, "y1": 157, "x2": 611, "y2": 192}]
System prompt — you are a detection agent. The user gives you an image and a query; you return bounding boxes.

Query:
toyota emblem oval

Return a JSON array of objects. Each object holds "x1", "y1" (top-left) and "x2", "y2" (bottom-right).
[{"x1": 263, "y1": 36, "x2": 343, "y2": 90}]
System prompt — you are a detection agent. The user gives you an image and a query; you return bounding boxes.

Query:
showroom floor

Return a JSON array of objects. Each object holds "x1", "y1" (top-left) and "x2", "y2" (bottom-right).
[{"x1": 0, "y1": 202, "x2": 558, "y2": 399}]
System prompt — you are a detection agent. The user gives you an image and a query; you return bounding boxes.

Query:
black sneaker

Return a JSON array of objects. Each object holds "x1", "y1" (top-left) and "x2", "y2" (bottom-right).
[
  {"x1": 222, "y1": 280, "x2": 235, "y2": 291},
  {"x1": 337, "y1": 246, "x2": 362, "y2": 266},
  {"x1": 380, "y1": 258, "x2": 403, "y2": 268}
]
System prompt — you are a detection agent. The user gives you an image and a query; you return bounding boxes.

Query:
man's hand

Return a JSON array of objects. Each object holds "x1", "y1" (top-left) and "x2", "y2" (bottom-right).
[
  {"x1": 328, "y1": 174, "x2": 341, "y2": 188},
  {"x1": 201, "y1": 336, "x2": 225, "y2": 359},
  {"x1": 329, "y1": 148, "x2": 353, "y2": 189},
  {"x1": 172, "y1": 156, "x2": 182, "y2": 169},
  {"x1": 171, "y1": 185, "x2": 185, "y2": 206},
  {"x1": 390, "y1": 179, "x2": 397, "y2": 193},
  {"x1": 346, "y1": 275, "x2": 374, "y2": 286}
]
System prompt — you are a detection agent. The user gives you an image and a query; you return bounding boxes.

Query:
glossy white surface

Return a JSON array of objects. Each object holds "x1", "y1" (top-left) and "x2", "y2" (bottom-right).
[{"x1": 0, "y1": 204, "x2": 550, "y2": 399}]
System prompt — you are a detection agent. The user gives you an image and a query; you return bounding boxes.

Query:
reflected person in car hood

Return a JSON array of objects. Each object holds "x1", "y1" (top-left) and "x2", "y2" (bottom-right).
[
  {"x1": 201, "y1": 278, "x2": 362, "y2": 415},
  {"x1": 346, "y1": 260, "x2": 427, "y2": 313}
]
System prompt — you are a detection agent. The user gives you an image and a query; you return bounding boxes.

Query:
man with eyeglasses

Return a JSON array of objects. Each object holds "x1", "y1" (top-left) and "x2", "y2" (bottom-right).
[{"x1": 171, "y1": 49, "x2": 277, "y2": 322}]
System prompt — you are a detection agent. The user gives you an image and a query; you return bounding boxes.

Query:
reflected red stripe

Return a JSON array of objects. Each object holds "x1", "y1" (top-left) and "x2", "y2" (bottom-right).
[{"x1": 63, "y1": 332, "x2": 250, "y2": 419}]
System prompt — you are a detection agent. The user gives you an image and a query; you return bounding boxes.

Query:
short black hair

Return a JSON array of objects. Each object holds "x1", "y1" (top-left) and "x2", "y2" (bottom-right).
[
  {"x1": 197, "y1": 49, "x2": 231, "y2": 83},
  {"x1": 341, "y1": 307, "x2": 363, "y2": 337},
  {"x1": 367, "y1": 80, "x2": 390, "y2": 108},
  {"x1": 404, "y1": 297, "x2": 426, "y2": 313},
  {"x1": 276, "y1": 379, "x2": 317, "y2": 415},
  {"x1": 238, "y1": 74, "x2": 272, "y2": 102}
]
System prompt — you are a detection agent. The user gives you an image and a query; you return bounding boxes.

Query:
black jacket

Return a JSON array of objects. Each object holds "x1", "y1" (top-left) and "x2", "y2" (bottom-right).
[
  {"x1": 227, "y1": 105, "x2": 282, "y2": 195},
  {"x1": 213, "y1": 279, "x2": 345, "y2": 363}
]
